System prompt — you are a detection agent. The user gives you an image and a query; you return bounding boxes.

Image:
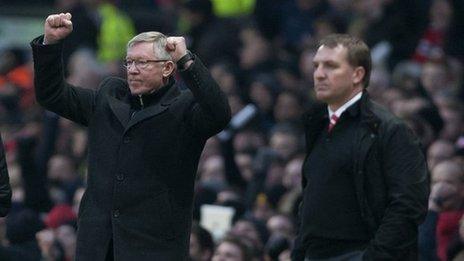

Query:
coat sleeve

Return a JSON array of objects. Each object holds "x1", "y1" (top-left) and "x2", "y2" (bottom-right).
[
  {"x1": 364, "y1": 122, "x2": 430, "y2": 260},
  {"x1": 30, "y1": 35, "x2": 97, "y2": 126},
  {"x1": 0, "y1": 135, "x2": 12, "y2": 217},
  {"x1": 178, "y1": 54, "x2": 231, "y2": 139}
]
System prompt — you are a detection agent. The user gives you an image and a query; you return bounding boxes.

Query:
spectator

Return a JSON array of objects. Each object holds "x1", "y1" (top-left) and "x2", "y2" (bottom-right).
[
  {"x1": 212, "y1": 235, "x2": 254, "y2": 261},
  {"x1": 429, "y1": 160, "x2": 464, "y2": 261},
  {"x1": 266, "y1": 214, "x2": 294, "y2": 238},
  {"x1": 0, "y1": 209, "x2": 43, "y2": 261},
  {"x1": 181, "y1": 0, "x2": 240, "y2": 66},
  {"x1": 264, "y1": 234, "x2": 291, "y2": 261},
  {"x1": 190, "y1": 223, "x2": 215, "y2": 261},
  {"x1": 428, "y1": 139, "x2": 456, "y2": 170}
]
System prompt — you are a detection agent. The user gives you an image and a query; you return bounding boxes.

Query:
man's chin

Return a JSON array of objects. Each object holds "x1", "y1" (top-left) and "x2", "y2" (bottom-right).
[
  {"x1": 315, "y1": 92, "x2": 330, "y2": 102},
  {"x1": 129, "y1": 87, "x2": 147, "y2": 96}
]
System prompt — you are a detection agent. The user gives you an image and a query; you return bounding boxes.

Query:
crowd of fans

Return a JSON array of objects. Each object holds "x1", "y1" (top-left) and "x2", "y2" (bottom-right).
[{"x1": 0, "y1": 0, "x2": 463, "y2": 260}]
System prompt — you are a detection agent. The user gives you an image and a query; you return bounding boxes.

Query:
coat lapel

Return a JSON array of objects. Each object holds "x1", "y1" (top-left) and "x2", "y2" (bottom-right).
[
  {"x1": 124, "y1": 85, "x2": 180, "y2": 133},
  {"x1": 108, "y1": 91, "x2": 131, "y2": 128},
  {"x1": 302, "y1": 102, "x2": 327, "y2": 152}
]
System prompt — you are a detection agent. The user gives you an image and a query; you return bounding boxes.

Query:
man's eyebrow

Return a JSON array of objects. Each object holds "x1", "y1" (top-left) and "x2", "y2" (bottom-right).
[{"x1": 313, "y1": 59, "x2": 337, "y2": 65}]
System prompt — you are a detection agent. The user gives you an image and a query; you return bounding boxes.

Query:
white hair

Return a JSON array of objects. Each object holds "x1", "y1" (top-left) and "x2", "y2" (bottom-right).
[{"x1": 127, "y1": 31, "x2": 171, "y2": 60}]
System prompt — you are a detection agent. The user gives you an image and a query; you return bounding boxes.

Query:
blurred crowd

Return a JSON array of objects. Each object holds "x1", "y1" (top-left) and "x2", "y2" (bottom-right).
[{"x1": 0, "y1": 0, "x2": 463, "y2": 260}]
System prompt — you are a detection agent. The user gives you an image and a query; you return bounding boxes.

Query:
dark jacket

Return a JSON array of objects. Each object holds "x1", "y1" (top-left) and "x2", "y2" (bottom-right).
[
  {"x1": 0, "y1": 134, "x2": 12, "y2": 217},
  {"x1": 31, "y1": 36, "x2": 231, "y2": 261},
  {"x1": 293, "y1": 92, "x2": 429, "y2": 261}
]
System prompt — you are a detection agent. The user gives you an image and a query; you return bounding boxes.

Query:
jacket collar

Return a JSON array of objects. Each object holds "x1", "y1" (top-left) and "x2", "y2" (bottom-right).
[
  {"x1": 303, "y1": 91, "x2": 381, "y2": 134},
  {"x1": 129, "y1": 77, "x2": 175, "y2": 110},
  {"x1": 358, "y1": 91, "x2": 381, "y2": 134},
  {"x1": 108, "y1": 77, "x2": 179, "y2": 131}
]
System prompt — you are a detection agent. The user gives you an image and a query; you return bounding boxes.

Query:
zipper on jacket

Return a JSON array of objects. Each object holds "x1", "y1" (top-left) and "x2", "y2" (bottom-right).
[{"x1": 138, "y1": 95, "x2": 144, "y2": 109}]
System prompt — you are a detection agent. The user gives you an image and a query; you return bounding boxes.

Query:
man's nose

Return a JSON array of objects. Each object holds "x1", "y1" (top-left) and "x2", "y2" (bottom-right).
[
  {"x1": 127, "y1": 63, "x2": 139, "y2": 74},
  {"x1": 313, "y1": 66, "x2": 325, "y2": 79}
]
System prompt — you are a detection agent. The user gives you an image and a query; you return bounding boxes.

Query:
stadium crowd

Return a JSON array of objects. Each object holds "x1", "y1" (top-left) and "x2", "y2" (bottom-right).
[{"x1": 0, "y1": 0, "x2": 463, "y2": 260}]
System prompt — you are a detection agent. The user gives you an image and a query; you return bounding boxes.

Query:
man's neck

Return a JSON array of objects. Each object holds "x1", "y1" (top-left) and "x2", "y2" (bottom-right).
[{"x1": 328, "y1": 91, "x2": 363, "y2": 117}]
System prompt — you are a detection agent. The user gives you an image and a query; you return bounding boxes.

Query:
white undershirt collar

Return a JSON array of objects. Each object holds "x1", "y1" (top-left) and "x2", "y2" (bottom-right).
[{"x1": 328, "y1": 91, "x2": 362, "y2": 119}]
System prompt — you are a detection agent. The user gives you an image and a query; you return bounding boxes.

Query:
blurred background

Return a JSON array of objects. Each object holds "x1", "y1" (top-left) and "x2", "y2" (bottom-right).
[{"x1": 0, "y1": 0, "x2": 463, "y2": 260}]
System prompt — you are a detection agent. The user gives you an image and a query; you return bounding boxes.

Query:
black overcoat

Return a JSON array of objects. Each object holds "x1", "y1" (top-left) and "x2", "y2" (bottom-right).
[
  {"x1": 31, "y1": 36, "x2": 231, "y2": 261},
  {"x1": 293, "y1": 92, "x2": 429, "y2": 260}
]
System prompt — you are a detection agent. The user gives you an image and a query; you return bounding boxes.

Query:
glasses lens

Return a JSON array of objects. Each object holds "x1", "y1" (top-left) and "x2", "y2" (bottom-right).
[{"x1": 124, "y1": 60, "x2": 133, "y2": 69}]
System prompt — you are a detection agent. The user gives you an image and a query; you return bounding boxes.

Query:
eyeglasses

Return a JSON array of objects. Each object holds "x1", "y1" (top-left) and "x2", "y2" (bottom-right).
[{"x1": 123, "y1": 59, "x2": 170, "y2": 70}]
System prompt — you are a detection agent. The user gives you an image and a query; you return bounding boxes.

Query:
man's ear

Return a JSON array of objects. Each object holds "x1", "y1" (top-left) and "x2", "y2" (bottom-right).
[
  {"x1": 162, "y1": 61, "x2": 175, "y2": 77},
  {"x1": 352, "y1": 66, "x2": 365, "y2": 85}
]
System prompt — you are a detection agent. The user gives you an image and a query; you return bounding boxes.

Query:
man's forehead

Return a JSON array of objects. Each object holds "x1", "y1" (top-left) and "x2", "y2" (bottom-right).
[
  {"x1": 314, "y1": 44, "x2": 348, "y2": 61},
  {"x1": 127, "y1": 42, "x2": 154, "y2": 52},
  {"x1": 128, "y1": 41, "x2": 153, "y2": 48},
  {"x1": 127, "y1": 42, "x2": 155, "y2": 57},
  {"x1": 317, "y1": 44, "x2": 347, "y2": 54}
]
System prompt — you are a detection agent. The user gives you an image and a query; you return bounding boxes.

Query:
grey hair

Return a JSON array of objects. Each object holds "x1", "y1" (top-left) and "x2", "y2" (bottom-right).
[{"x1": 127, "y1": 32, "x2": 171, "y2": 60}]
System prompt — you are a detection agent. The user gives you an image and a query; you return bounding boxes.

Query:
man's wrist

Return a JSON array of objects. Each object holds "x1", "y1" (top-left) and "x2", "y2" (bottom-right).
[
  {"x1": 176, "y1": 50, "x2": 194, "y2": 71},
  {"x1": 43, "y1": 35, "x2": 55, "y2": 45},
  {"x1": 42, "y1": 34, "x2": 63, "y2": 45},
  {"x1": 43, "y1": 35, "x2": 51, "y2": 45}
]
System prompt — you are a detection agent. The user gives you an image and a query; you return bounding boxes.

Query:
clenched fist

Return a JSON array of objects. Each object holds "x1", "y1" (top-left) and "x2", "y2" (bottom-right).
[
  {"x1": 165, "y1": 37, "x2": 188, "y2": 63},
  {"x1": 43, "y1": 13, "x2": 73, "y2": 45}
]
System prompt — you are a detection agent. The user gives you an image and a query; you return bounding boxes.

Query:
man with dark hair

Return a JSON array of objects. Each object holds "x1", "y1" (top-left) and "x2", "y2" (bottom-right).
[
  {"x1": 189, "y1": 223, "x2": 214, "y2": 261},
  {"x1": 292, "y1": 34, "x2": 429, "y2": 260},
  {"x1": 31, "y1": 12, "x2": 230, "y2": 261},
  {"x1": 212, "y1": 235, "x2": 254, "y2": 261},
  {"x1": 0, "y1": 134, "x2": 11, "y2": 217}
]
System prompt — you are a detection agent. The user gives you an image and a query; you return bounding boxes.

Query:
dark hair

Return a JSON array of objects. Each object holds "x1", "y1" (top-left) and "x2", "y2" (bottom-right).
[
  {"x1": 232, "y1": 217, "x2": 269, "y2": 247},
  {"x1": 218, "y1": 235, "x2": 254, "y2": 261},
  {"x1": 6, "y1": 209, "x2": 44, "y2": 244},
  {"x1": 265, "y1": 234, "x2": 291, "y2": 260},
  {"x1": 319, "y1": 34, "x2": 372, "y2": 88},
  {"x1": 191, "y1": 223, "x2": 214, "y2": 252}
]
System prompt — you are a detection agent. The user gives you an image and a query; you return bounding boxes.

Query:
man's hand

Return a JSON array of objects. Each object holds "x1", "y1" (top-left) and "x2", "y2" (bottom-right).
[
  {"x1": 165, "y1": 37, "x2": 188, "y2": 63},
  {"x1": 43, "y1": 13, "x2": 73, "y2": 45}
]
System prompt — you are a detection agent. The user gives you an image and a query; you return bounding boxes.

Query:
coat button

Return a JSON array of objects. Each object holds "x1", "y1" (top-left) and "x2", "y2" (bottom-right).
[
  {"x1": 116, "y1": 173, "x2": 124, "y2": 181},
  {"x1": 113, "y1": 209, "x2": 120, "y2": 218},
  {"x1": 123, "y1": 136, "x2": 131, "y2": 143}
]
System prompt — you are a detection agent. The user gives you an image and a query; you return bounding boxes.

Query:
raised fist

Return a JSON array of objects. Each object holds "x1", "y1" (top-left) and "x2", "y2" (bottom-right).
[
  {"x1": 44, "y1": 13, "x2": 73, "y2": 45},
  {"x1": 165, "y1": 37, "x2": 188, "y2": 63}
]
